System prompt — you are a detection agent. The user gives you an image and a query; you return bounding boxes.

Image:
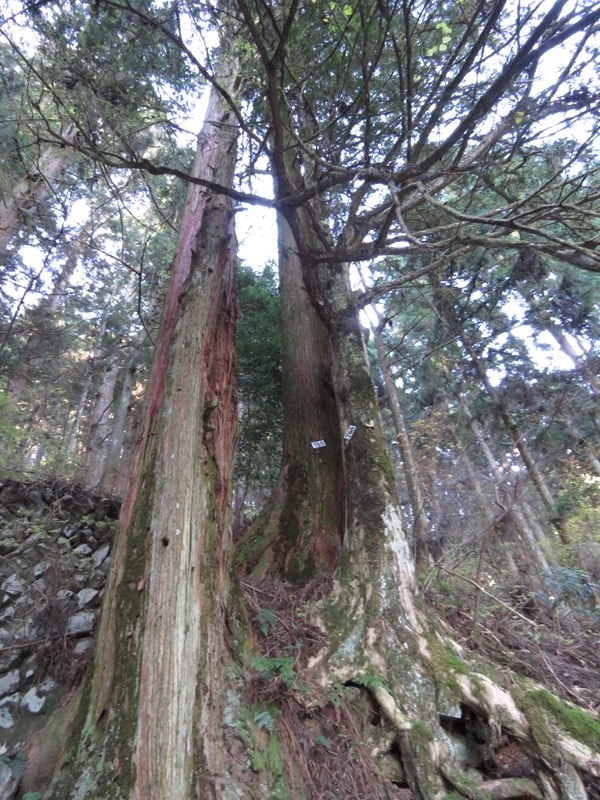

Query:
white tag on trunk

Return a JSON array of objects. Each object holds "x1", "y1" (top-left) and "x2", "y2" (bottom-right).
[
  {"x1": 344, "y1": 425, "x2": 356, "y2": 441},
  {"x1": 311, "y1": 440, "x2": 326, "y2": 449}
]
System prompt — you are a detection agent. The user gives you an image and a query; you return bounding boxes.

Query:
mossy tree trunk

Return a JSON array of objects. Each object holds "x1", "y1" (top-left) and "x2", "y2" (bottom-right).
[
  {"x1": 241, "y1": 213, "x2": 344, "y2": 581},
  {"x1": 242, "y1": 176, "x2": 600, "y2": 795},
  {"x1": 48, "y1": 61, "x2": 240, "y2": 800}
]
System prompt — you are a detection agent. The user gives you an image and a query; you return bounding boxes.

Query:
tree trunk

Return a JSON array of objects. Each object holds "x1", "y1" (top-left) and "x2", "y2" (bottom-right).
[
  {"x1": 101, "y1": 357, "x2": 139, "y2": 493},
  {"x1": 40, "y1": 52, "x2": 599, "y2": 800},
  {"x1": 83, "y1": 350, "x2": 120, "y2": 488},
  {"x1": 431, "y1": 282, "x2": 566, "y2": 542},
  {"x1": 461, "y1": 398, "x2": 556, "y2": 586},
  {"x1": 239, "y1": 213, "x2": 344, "y2": 581},
  {"x1": 48, "y1": 60, "x2": 240, "y2": 799},
  {"x1": 7, "y1": 221, "x2": 89, "y2": 410},
  {"x1": 460, "y1": 332, "x2": 564, "y2": 529},
  {"x1": 373, "y1": 325, "x2": 432, "y2": 568},
  {"x1": 63, "y1": 314, "x2": 110, "y2": 464},
  {"x1": 0, "y1": 124, "x2": 78, "y2": 256}
]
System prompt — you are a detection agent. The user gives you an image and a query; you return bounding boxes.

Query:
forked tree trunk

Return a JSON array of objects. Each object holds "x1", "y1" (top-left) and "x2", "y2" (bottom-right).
[
  {"x1": 241, "y1": 172, "x2": 600, "y2": 794},
  {"x1": 41, "y1": 65, "x2": 599, "y2": 800},
  {"x1": 48, "y1": 60, "x2": 240, "y2": 799},
  {"x1": 309, "y1": 264, "x2": 600, "y2": 799}
]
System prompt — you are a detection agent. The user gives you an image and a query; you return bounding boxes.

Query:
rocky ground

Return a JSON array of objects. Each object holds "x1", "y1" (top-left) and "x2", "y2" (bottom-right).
[{"x1": 0, "y1": 479, "x2": 119, "y2": 798}]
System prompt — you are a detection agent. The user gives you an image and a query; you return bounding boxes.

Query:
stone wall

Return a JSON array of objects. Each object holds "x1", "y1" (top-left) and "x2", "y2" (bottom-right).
[{"x1": 0, "y1": 479, "x2": 119, "y2": 797}]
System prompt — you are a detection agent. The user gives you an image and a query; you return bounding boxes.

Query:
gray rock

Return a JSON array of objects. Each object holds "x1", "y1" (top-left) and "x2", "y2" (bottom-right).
[
  {"x1": 57, "y1": 589, "x2": 74, "y2": 601},
  {"x1": 92, "y1": 545, "x2": 110, "y2": 567},
  {"x1": 23, "y1": 654, "x2": 37, "y2": 679},
  {"x1": 0, "y1": 605, "x2": 15, "y2": 622},
  {"x1": 62, "y1": 521, "x2": 82, "y2": 539},
  {"x1": 0, "y1": 692, "x2": 19, "y2": 708},
  {"x1": 73, "y1": 639, "x2": 93, "y2": 656},
  {"x1": 0, "y1": 671, "x2": 20, "y2": 698},
  {"x1": 33, "y1": 561, "x2": 50, "y2": 579},
  {"x1": 72, "y1": 544, "x2": 92, "y2": 557},
  {"x1": 67, "y1": 611, "x2": 96, "y2": 635},
  {"x1": 26, "y1": 489, "x2": 42, "y2": 505},
  {"x1": 20, "y1": 686, "x2": 45, "y2": 714},
  {"x1": 77, "y1": 588, "x2": 99, "y2": 607},
  {"x1": 73, "y1": 573, "x2": 89, "y2": 589},
  {"x1": 82, "y1": 530, "x2": 98, "y2": 548},
  {"x1": 38, "y1": 677, "x2": 56, "y2": 694},
  {"x1": 441, "y1": 731, "x2": 482, "y2": 769},
  {"x1": 0, "y1": 706, "x2": 15, "y2": 729},
  {"x1": 0, "y1": 576, "x2": 24, "y2": 597},
  {"x1": 0, "y1": 760, "x2": 18, "y2": 799},
  {"x1": 0, "y1": 649, "x2": 21, "y2": 674}
]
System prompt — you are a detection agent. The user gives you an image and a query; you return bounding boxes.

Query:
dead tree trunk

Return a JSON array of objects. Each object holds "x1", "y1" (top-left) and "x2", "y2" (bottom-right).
[{"x1": 48, "y1": 59, "x2": 240, "y2": 800}]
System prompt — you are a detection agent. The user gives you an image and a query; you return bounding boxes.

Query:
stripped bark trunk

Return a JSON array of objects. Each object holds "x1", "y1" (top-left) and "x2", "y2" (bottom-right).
[{"x1": 48, "y1": 58, "x2": 240, "y2": 800}]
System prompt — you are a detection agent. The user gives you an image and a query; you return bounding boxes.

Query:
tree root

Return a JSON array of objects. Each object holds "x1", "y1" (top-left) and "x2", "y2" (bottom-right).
[
  {"x1": 371, "y1": 684, "x2": 411, "y2": 732},
  {"x1": 442, "y1": 763, "x2": 542, "y2": 799},
  {"x1": 352, "y1": 648, "x2": 600, "y2": 800}
]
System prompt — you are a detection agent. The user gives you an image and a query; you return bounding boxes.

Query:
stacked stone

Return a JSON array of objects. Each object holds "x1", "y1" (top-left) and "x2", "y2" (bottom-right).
[{"x1": 0, "y1": 480, "x2": 119, "y2": 733}]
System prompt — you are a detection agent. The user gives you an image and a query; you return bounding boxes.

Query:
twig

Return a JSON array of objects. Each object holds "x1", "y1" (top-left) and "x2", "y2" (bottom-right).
[{"x1": 438, "y1": 565, "x2": 538, "y2": 628}]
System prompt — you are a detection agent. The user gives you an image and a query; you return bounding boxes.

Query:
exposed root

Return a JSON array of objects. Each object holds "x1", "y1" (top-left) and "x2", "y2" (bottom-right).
[
  {"x1": 238, "y1": 575, "x2": 600, "y2": 800},
  {"x1": 456, "y1": 672, "x2": 529, "y2": 739},
  {"x1": 441, "y1": 766, "x2": 542, "y2": 799},
  {"x1": 371, "y1": 685, "x2": 411, "y2": 732}
]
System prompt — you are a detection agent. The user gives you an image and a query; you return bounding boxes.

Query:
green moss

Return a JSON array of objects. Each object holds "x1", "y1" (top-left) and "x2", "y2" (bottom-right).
[
  {"x1": 234, "y1": 518, "x2": 276, "y2": 574},
  {"x1": 233, "y1": 704, "x2": 293, "y2": 798},
  {"x1": 425, "y1": 634, "x2": 470, "y2": 701},
  {"x1": 517, "y1": 687, "x2": 600, "y2": 752},
  {"x1": 473, "y1": 662, "x2": 501, "y2": 684},
  {"x1": 444, "y1": 652, "x2": 469, "y2": 676},
  {"x1": 410, "y1": 720, "x2": 434, "y2": 747}
]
